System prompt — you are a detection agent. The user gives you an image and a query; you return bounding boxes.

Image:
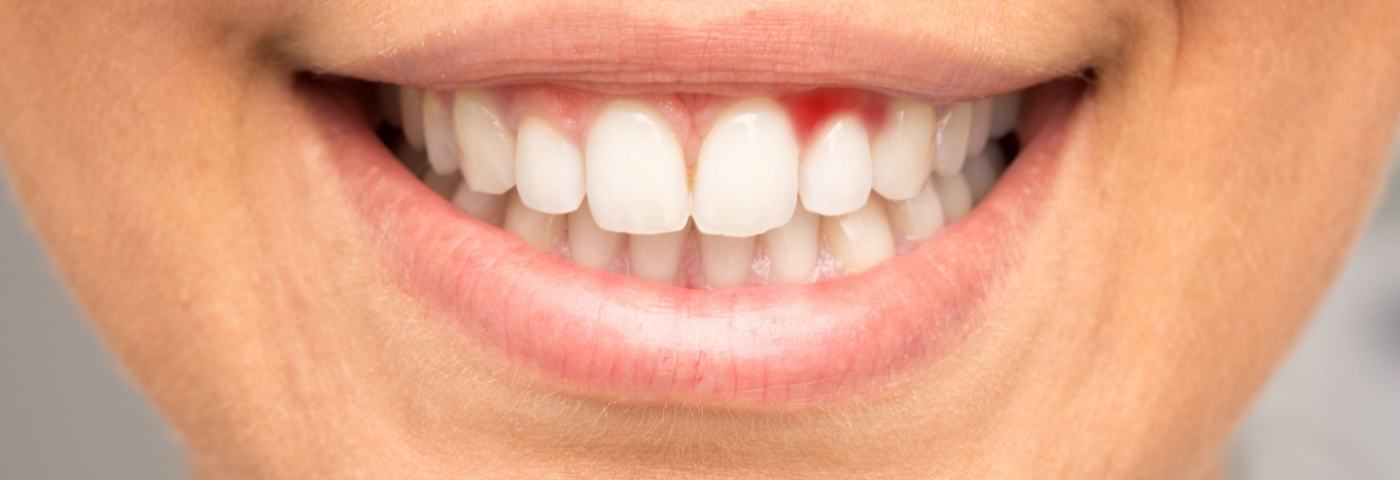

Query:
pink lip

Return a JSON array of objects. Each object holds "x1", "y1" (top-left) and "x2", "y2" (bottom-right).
[
  {"x1": 311, "y1": 79, "x2": 1081, "y2": 407},
  {"x1": 334, "y1": 4, "x2": 1062, "y2": 102}
]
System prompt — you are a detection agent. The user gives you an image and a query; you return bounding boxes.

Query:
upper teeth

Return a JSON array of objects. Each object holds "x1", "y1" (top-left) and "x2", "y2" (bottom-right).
[
  {"x1": 692, "y1": 98, "x2": 800, "y2": 237},
  {"x1": 584, "y1": 100, "x2": 691, "y2": 235},
  {"x1": 800, "y1": 113, "x2": 874, "y2": 216},
  {"x1": 515, "y1": 116, "x2": 585, "y2": 214},
  {"x1": 933, "y1": 101, "x2": 974, "y2": 177},
  {"x1": 397, "y1": 85, "x2": 1021, "y2": 287},
  {"x1": 871, "y1": 99, "x2": 937, "y2": 200},
  {"x1": 453, "y1": 89, "x2": 516, "y2": 194}
]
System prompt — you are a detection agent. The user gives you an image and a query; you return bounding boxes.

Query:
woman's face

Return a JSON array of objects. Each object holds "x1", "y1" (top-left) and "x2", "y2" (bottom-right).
[{"x1": 2, "y1": 0, "x2": 1397, "y2": 477}]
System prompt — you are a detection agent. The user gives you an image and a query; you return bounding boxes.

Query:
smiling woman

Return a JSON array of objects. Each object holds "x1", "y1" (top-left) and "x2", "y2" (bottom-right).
[{"x1": 0, "y1": 0, "x2": 1398, "y2": 478}]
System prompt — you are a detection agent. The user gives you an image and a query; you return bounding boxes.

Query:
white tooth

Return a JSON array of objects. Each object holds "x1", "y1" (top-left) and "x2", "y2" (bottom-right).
[
  {"x1": 514, "y1": 117, "x2": 584, "y2": 214},
  {"x1": 504, "y1": 194, "x2": 565, "y2": 251},
  {"x1": 399, "y1": 87, "x2": 426, "y2": 151},
  {"x1": 585, "y1": 100, "x2": 690, "y2": 235},
  {"x1": 800, "y1": 114, "x2": 873, "y2": 216},
  {"x1": 964, "y1": 144, "x2": 1007, "y2": 203},
  {"x1": 693, "y1": 98, "x2": 800, "y2": 237},
  {"x1": 760, "y1": 207, "x2": 819, "y2": 285},
  {"x1": 700, "y1": 234, "x2": 755, "y2": 289},
  {"x1": 871, "y1": 100, "x2": 936, "y2": 200},
  {"x1": 966, "y1": 98, "x2": 995, "y2": 158},
  {"x1": 567, "y1": 201, "x2": 625, "y2": 269},
  {"x1": 421, "y1": 92, "x2": 462, "y2": 175},
  {"x1": 886, "y1": 180, "x2": 945, "y2": 243},
  {"x1": 421, "y1": 169, "x2": 462, "y2": 199},
  {"x1": 934, "y1": 173, "x2": 974, "y2": 222},
  {"x1": 451, "y1": 184, "x2": 508, "y2": 227},
  {"x1": 629, "y1": 230, "x2": 688, "y2": 284},
  {"x1": 453, "y1": 89, "x2": 516, "y2": 194},
  {"x1": 990, "y1": 91, "x2": 1023, "y2": 138},
  {"x1": 934, "y1": 102, "x2": 974, "y2": 176},
  {"x1": 821, "y1": 197, "x2": 896, "y2": 274}
]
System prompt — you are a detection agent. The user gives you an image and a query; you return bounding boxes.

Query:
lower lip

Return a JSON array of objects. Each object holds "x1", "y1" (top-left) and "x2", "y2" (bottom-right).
[{"x1": 316, "y1": 81, "x2": 1082, "y2": 407}]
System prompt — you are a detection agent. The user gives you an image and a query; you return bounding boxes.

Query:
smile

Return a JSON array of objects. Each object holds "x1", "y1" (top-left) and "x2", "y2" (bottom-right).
[
  {"x1": 394, "y1": 85, "x2": 1021, "y2": 285},
  {"x1": 303, "y1": 6, "x2": 1094, "y2": 407}
]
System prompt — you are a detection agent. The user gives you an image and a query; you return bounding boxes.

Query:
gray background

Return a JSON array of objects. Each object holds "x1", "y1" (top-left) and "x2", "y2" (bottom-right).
[{"x1": 2, "y1": 145, "x2": 1398, "y2": 478}]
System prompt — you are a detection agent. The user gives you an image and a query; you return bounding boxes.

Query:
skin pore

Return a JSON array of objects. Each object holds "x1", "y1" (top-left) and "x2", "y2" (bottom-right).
[{"x1": 1, "y1": 0, "x2": 1398, "y2": 478}]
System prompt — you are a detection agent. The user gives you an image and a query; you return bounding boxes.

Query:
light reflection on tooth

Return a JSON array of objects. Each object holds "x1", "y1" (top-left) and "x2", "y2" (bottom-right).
[
  {"x1": 399, "y1": 86, "x2": 426, "y2": 151},
  {"x1": 700, "y1": 234, "x2": 755, "y2": 289},
  {"x1": 504, "y1": 194, "x2": 566, "y2": 251},
  {"x1": 966, "y1": 98, "x2": 995, "y2": 159},
  {"x1": 934, "y1": 173, "x2": 974, "y2": 222},
  {"x1": 821, "y1": 197, "x2": 896, "y2": 274},
  {"x1": 453, "y1": 89, "x2": 516, "y2": 194},
  {"x1": 585, "y1": 100, "x2": 690, "y2": 235},
  {"x1": 422, "y1": 92, "x2": 461, "y2": 175},
  {"x1": 800, "y1": 114, "x2": 873, "y2": 216},
  {"x1": 934, "y1": 102, "x2": 973, "y2": 176},
  {"x1": 761, "y1": 207, "x2": 819, "y2": 285},
  {"x1": 693, "y1": 98, "x2": 800, "y2": 237},
  {"x1": 451, "y1": 184, "x2": 508, "y2": 227},
  {"x1": 964, "y1": 144, "x2": 1007, "y2": 203},
  {"x1": 871, "y1": 100, "x2": 936, "y2": 200},
  {"x1": 887, "y1": 180, "x2": 945, "y2": 243},
  {"x1": 567, "y1": 201, "x2": 624, "y2": 269},
  {"x1": 515, "y1": 116, "x2": 585, "y2": 214},
  {"x1": 990, "y1": 91, "x2": 1023, "y2": 138},
  {"x1": 629, "y1": 229, "x2": 688, "y2": 284}
]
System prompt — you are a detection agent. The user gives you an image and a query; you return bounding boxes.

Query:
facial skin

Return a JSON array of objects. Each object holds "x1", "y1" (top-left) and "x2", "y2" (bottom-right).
[{"x1": 1, "y1": 0, "x2": 1398, "y2": 478}]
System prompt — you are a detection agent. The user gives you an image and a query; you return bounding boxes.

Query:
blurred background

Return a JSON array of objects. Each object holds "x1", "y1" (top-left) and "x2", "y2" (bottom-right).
[{"x1": 2, "y1": 144, "x2": 1398, "y2": 478}]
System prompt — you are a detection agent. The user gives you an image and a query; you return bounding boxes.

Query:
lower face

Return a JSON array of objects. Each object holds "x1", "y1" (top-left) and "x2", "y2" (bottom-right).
[{"x1": 1, "y1": 0, "x2": 1397, "y2": 478}]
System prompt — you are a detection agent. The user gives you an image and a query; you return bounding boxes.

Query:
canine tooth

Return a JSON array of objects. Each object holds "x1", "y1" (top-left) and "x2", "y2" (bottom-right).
[
  {"x1": 871, "y1": 100, "x2": 936, "y2": 200},
  {"x1": 421, "y1": 169, "x2": 461, "y2": 199},
  {"x1": 700, "y1": 234, "x2": 755, "y2": 289},
  {"x1": 964, "y1": 144, "x2": 1007, "y2": 202},
  {"x1": 761, "y1": 208, "x2": 819, "y2": 285},
  {"x1": 629, "y1": 230, "x2": 688, "y2": 284},
  {"x1": 399, "y1": 87, "x2": 426, "y2": 151},
  {"x1": 585, "y1": 100, "x2": 690, "y2": 235},
  {"x1": 886, "y1": 180, "x2": 945, "y2": 243},
  {"x1": 515, "y1": 117, "x2": 584, "y2": 214},
  {"x1": 453, "y1": 89, "x2": 516, "y2": 194},
  {"x1": 990, "y1": 92, "x2": 1023, "y2": 138},
  {"x1": 800, "y1": 114, "x2": 873, "y2": 216},
  {"x1": 693, "y1": 98, "x2": 800, "y2": 237},
  {"x1": 821, "y1": 198, "x2": 896, "y2": 274},
  {"x1": 567, "y1": 201, "x2": 625, "y2": 269},
  {"x1": 504, "y1": 194, "x2": 566, "y2": 251},
  {"x1": 935, "y1": 173, "x2": 974, "y2": 222},
  {"x1": 967, "y1": 98, "x2": 995, "y2": 158},
  {"x1": 934, "y1": 102, "x2": 974, "y2": 176},
  {"x1": 451, "y1": 184, "x2": 508, "y2": 227},
  {"x1": 422, "y1": 92, "x2": 461, "y2": 175}
]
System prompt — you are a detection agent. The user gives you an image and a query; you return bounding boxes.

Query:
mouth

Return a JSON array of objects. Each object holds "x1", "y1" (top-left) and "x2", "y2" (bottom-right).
[{"x1": 298, "y1": 6, "x2": 1093, "y2": 407}]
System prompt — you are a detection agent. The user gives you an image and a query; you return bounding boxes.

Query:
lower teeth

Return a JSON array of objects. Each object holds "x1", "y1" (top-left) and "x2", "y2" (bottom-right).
[{"x1": 375, "y1": 84, "x2": 1022, "y2": 289}]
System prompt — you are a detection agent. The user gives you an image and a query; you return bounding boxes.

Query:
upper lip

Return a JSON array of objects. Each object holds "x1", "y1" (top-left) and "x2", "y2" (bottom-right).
[{"x1": 302, "y1": 3, "x2": 1098, "y2": 100}]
